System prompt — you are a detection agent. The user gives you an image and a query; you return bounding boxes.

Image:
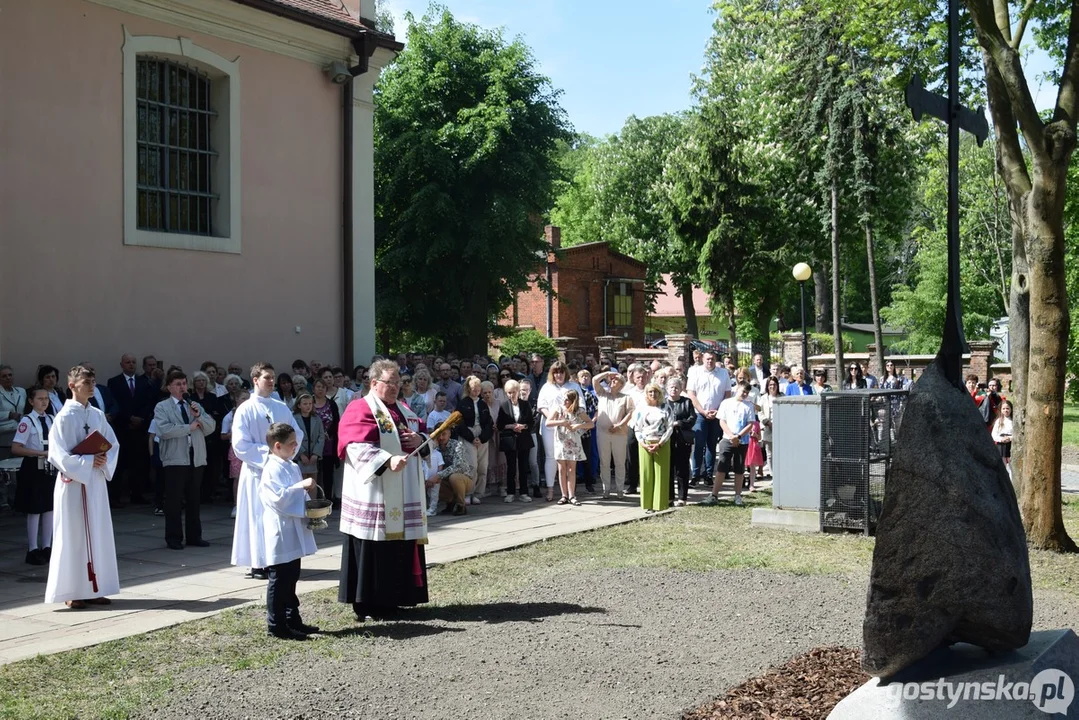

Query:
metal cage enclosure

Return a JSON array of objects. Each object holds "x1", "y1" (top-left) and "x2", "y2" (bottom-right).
[{"x1": 819, "y1": 389, "x2": 908, "y2": 535}]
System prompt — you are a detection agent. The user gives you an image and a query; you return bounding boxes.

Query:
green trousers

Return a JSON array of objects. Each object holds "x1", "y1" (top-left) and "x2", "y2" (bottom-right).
[{"x1": 638, "y1": 441, "x2": 671, "y2": 511}]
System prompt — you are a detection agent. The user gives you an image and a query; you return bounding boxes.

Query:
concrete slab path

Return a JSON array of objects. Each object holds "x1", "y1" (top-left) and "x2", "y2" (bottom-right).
[{"x1": 0, "y1": 483, "x2": 741, "y2": 665}]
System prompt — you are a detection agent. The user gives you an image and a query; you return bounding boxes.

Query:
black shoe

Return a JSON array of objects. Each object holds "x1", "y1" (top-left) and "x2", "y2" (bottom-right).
[
  {"x1": 247, "y1": 568, "x2": 268, "y2": 580},
  {"x1": 532, "y1": 487, "x2": 543, "y2": 499},
  {"x1": 290, "y1": 621, "x2": 320, "y2": 634},
  {"x1": 267, "y1": 627, "x2": 307, "y2": 641},
  {"x1": 585, "y1": 484, "x2": 595, "y2": 494},
  {"x1": 452, "y1": 503, "x2": 467, "y2": 516},
  {"x1": 41, "y1": 547, "x2": 52, "y2": 562},
  {"x1": 153, "y1": 507, "x2": 165, "y2": 516},
  {"x1": 25, "y1": 550, "x2": 46, "y2": 566},
  {"x1": 188, "y1": 539, "x2": 211, "y2": 547},
  {"x1": 167, "y1": 542, "x2": 184, "y2": 550}
]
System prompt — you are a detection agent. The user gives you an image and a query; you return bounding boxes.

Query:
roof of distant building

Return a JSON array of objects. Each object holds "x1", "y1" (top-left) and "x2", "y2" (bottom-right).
[
  {"x1": 841, "y1": 322, "x2": 905, "y2": 336},
  {"x1": 652, "y1": 274, "x2": 711, "y2": 317}
]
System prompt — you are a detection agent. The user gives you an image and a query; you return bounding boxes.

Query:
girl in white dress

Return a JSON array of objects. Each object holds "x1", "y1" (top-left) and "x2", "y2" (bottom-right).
[{"x1": 546, "y1": 390, "x2": 593, "y2": 506}]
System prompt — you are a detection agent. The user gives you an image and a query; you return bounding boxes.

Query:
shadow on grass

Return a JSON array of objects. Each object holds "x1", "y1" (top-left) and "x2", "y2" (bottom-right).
[
  {"x1": 407, "y1": 601, "x2": 607, "y2": 624},
  {"x1": 323, "y1": 622, "x2": 466, "y2": 640}
]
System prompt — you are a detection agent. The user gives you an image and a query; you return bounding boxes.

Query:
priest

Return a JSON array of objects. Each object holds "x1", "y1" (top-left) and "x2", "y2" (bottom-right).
[
  {"x1": 45, "y1": 365, "x2": 121, "y2": 609},
  {"x1": 338, "y1": 359, "x2": 429, "y2": 620},
  {"x1": 231, "y1": 362, "x2": 303, "y2": 580}
]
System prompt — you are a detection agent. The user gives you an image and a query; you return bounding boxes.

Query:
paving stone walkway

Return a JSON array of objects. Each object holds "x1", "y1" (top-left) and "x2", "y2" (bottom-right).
[{"x1": 0, "y1": 483, "x2": 734, "y2": 665}]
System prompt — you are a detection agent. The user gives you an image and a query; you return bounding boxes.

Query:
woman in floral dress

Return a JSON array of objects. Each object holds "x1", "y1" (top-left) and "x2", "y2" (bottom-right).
[{"x1": 546, "y1": 390, "x2": 593, "y2": 506}]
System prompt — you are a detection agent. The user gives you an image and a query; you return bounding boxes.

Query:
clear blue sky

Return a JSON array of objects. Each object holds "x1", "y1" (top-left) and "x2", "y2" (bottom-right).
[
  {"x1": 382, "y1": 0, "x2": 716, "y2": 138},
  {"x1": 382, "y1": 1, "x2": 1062, "y2": 137}
]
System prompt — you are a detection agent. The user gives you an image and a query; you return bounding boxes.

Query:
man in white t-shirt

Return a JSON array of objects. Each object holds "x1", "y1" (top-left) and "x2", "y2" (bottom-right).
[
  {"x1": 685, "y1": 351, "x2": 730, "y2": 484},
  {"x1": 704, "y1": 381, "x2": 754, "y2": 507}
]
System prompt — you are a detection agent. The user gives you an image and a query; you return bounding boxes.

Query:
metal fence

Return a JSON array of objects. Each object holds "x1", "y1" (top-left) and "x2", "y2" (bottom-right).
[{"x1": 819, "y1": 389, "x2": 908, "y2": 535}]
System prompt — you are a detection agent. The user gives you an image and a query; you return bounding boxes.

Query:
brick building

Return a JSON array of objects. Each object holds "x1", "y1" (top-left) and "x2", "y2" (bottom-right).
[{"x1": 505, "y1": 226, "x2": 647, "y2": 354}]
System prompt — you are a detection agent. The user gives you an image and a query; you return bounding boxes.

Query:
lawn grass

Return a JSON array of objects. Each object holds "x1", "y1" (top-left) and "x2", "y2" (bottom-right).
[
  {"x1": 2, "y1": 491, "x2": 1078, "y2": 719},
  {"x1": 1063, "y1": 402, "x2": 1079, "y2": 448}
]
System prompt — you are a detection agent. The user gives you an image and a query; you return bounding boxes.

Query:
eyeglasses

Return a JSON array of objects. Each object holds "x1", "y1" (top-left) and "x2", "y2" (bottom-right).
[
  {"x1": 500, "y1": 374, "x2": 510, "y2": 379},
  {"x1": 376, "y1": 378, "x2": 400, "y2": 387}
]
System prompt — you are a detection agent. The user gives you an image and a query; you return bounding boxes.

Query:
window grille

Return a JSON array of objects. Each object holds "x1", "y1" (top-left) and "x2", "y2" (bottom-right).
[{"x1": 136, "y1": 57, "x2": 217, "y2": 235}]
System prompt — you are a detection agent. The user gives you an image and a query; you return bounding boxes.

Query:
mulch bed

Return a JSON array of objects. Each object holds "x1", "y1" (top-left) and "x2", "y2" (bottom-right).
[{"x1": 682, "y1": 646, "x2": 869, "y2": 720}]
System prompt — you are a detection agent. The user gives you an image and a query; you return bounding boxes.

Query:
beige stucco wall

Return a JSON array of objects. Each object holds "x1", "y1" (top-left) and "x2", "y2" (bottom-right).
[{"x1": 0, "y1": 0, "x2": 345, "y2": 386}]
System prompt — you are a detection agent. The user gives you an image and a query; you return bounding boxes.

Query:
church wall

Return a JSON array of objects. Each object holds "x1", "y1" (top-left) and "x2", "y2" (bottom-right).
[{"x1": 0, "y1": 0, "x2": 346, "y2": 385}]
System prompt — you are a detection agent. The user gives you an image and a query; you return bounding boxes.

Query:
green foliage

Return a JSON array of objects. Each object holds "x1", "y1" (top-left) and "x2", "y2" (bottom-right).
[
  {"x1": 498, "y1": 329, "x2": 557, "y2": 361},
  {"x1": 373, "y1": 0, "x2": 395, "y2": 35},
  {"x1": 374, "y1": 6, "x2": 570, "y2": 354},
  {"x1": 882, "y1": 136, "x2": 1010, "y2": 353}
]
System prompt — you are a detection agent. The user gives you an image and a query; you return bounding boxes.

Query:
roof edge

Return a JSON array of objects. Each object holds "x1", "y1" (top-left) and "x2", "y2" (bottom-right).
[{"x1": 231, "y1": 0, "x2": 403, "y2": 50}]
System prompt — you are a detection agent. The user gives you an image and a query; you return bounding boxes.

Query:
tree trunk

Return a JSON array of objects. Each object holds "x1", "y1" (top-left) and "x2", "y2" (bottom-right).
[
  {"x1": 726, "y1": 297, "x2": 739, "y2": 365},
  {"x1": 679, "y1": 281, "x2": 700, "y2": 338},
  {"x1": 465, "y1": 280, "x2": 490, "y2": 357},
  {"x1": 865, "y1": 220, "x2": 885, "y2": 377},
  {"x1": 1017, "y1": 157, "x2": 1077, "y2": 552},
  {"x1": 814, "y1": 267, "x2": 829, "y2": 333},
  {"x1": 830, "y1": 181, "x2": 844, "y2": 380}
]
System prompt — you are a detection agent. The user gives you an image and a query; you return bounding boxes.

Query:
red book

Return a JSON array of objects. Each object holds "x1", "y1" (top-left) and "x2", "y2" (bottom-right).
[{"x1": 71, "y1": 431, "x2": 113, "y2": 456}]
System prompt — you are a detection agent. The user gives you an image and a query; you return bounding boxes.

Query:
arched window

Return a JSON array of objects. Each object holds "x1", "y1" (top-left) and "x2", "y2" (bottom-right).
[{"x1": 123, "y1": 30, "x2": 241, "y2": 253}]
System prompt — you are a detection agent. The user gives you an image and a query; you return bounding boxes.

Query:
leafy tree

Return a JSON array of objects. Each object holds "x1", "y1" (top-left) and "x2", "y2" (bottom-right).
[
  {"x1": 498, "y1": 329, "x2": 558, "y2": 360},
  {"x1": 551, "y1": 115, "x2": 698, "y2": 329},
  {"x1": 374, "y1": 6, "x2": 570, "y2": 355},
  {"x1": 883, "y1": 136, "x2": 1011, "y2": 353},
  {"x1": 960, "y1": 0, "x2": 1078, "y2": 552}
]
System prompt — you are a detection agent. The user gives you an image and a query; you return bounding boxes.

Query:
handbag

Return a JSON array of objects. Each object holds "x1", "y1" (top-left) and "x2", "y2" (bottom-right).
[{"x1": 499, "y1": 432, "x2": 518, "y2": 454}]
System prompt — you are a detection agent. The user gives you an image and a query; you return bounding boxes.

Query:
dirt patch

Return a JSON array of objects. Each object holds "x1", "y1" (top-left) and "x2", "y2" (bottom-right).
[
  {"x1": 682, "y1": 646, "x2": 867, "y2": 720},
  {"x1": 134, "y1": 569, "x2": 1078, "y2": 720}
]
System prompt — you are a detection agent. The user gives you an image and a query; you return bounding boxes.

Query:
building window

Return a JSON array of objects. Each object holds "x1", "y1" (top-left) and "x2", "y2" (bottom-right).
[
  {"x1": 577, "y1": 286, "x2": 591, "y2": 330},
  {"x1": 607, "y1": 282, "x2": 633, "y2": 328},
  {"x1": 136, "y1": 58, "x2": 215, "y2": 235},
  {"x1": 123, "y1": 30, "x2": 241, "y2": 253}
]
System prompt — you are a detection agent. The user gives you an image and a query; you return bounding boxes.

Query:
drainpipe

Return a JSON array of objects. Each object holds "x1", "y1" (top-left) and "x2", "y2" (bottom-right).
[
  {"x1": 546, "y1": 259, "x2": 553, "y2": 338},
  {"x1": 342, "y1": 79, "x2": 355, "y2": 370},
  {"x1": 603, "y1": 278, "x2": 609, "y2": 337}
]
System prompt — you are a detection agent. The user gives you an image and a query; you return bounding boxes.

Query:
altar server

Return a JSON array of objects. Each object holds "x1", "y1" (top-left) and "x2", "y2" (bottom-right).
[
  {"x1": 259, "y1": 422, "x2": 318, "y2": 640},
  {"x1": 45, "y1": 365, "x2": 120, "y2": 608},
  {"x1": 231, "y1": 363, "x2": 302, "y2": 580}
]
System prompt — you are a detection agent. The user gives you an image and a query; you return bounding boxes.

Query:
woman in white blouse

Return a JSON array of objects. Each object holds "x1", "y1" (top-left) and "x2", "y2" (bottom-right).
[
  {"x1": 536, "y1": 360, "x2": 582, "y2": 502},
  {"x1": 757, "y1": 376, "x2": 782, "y2": 478}
]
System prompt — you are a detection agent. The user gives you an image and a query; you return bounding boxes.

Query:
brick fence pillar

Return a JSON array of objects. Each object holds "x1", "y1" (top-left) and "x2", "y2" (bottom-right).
[
  {"x1": 553, "y1": 336, "x2": 577, "y2": 364},
  {"x1": 781, "y1": 332, "x2": 804, "y2": 368},
  {"x1": 595, "y1": 336, "x2": 620, "y2": 366},
  {"x1": 967, "y1": 340, "x2": 997, "y2": 383},
  {"x1": 665, "y1": 333, "x2": 693, "y2": 367}
]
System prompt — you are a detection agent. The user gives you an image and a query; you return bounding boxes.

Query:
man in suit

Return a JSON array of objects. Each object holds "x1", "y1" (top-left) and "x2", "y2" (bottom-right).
[
  {"x1": 154, "y1": 369, "x2": 215, "y2": 549},
  {"x1": 0, "y1": 365, "x2": 27, "y2": 460},
  {"x1": 79, "y1": 361, "x2": 118, "y2": 421},
  {"x1": 107, "y1": 353, "x2": 153, "y2": 507}
]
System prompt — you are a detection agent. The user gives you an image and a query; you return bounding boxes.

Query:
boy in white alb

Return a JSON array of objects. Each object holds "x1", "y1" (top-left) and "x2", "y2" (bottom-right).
[
  {"x1": 45, "y1": 366, "x2": 121, "y2": 608},
  {"x1": 231, "y1": 363, "x2": 302, "y2": 580},
  {"x1": 259, "y1": 423, "x2": 318, "y2": 640}
]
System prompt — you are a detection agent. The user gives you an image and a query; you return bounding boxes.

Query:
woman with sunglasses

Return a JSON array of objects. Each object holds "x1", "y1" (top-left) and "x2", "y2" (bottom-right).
[{"x1": 842, "y1": 363, "x2": 868, "y2": 390}]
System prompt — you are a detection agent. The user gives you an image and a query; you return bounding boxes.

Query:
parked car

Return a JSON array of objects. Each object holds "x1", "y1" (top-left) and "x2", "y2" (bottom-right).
[{"x1": 648, "y1": 337, "x2": 728, "y2": 354}]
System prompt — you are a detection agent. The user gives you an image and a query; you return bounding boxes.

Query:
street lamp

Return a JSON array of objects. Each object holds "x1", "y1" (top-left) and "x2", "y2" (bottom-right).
[{"x1": 792, "y1": 262, "x2": 812, "y2": 370}]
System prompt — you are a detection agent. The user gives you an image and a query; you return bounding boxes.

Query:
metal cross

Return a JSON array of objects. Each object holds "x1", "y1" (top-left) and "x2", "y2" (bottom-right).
[
  {"x1": 83, "y1": 422, "x2": 90, "y2": 435},
  {"x1": 903, "y1": 0, "x2": 988, "y2": 386}
]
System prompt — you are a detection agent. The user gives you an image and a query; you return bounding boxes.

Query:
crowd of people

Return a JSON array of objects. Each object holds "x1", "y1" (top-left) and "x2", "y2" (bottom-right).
[{"x1": 0, "y1": 349, "x2": 1010, "y2": 622}]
